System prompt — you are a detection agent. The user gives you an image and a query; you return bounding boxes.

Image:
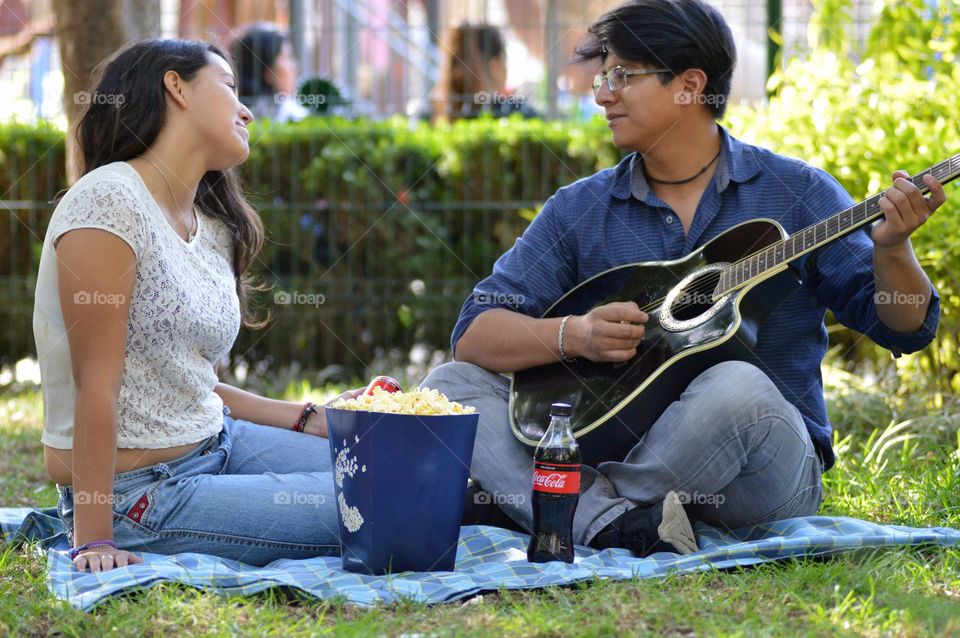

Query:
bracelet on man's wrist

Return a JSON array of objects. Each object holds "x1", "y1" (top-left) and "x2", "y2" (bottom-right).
[{"x1": 558, "y1": 315, "x2": 576, "y2": 362}]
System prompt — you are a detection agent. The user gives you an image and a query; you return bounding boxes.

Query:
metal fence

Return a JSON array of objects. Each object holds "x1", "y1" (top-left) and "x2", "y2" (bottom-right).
[
  {"x1": 0, "y1": 0, "x2": 881, "y2": 375},
  {"x1": 1, "y1": 1, "x2": 883, "y2": 122}
]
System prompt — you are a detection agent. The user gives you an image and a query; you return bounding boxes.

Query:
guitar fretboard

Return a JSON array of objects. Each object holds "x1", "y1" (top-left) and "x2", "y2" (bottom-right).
[{"x1": 715, "y1": 154, "x2": 960, "y2": 297}]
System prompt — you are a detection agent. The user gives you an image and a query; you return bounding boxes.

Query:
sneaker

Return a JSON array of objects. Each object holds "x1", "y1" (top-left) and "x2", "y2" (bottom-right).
[{"x1": 589, "y1": 490, "x2": 698, "y2": 556}]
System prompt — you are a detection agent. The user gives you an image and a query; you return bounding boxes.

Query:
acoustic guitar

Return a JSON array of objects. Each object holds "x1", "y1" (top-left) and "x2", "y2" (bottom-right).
[{"x1": 509, "y1": 155, "x2": 959, "y2": 465}]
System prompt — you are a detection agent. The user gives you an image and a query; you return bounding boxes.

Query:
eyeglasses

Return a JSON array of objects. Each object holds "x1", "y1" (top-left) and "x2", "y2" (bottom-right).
[{"x1": 592, "y1": 65, "x2": 671, "y2": 96}]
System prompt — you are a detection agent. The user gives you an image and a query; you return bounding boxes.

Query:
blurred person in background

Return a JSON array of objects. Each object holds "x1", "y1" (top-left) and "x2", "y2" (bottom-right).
[
  {"x1": 429, "y1": 23, "x2": 538, "y2": 123},
  {"x1": 230, "y1": 23, "x2": 308, "y2": 122}
]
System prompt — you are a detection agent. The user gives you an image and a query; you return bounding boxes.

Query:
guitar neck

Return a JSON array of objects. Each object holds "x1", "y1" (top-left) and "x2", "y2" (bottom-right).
[{"x1": 716, "y1": 154, "x2": 960, "y2": 296}]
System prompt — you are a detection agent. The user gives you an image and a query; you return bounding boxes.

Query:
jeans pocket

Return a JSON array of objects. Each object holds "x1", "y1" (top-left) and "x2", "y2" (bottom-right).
[
  {"x1": 110, "y1": 480, "x2": 163, "y2": 530},
  {"x1": 114, "y1": 461, "x2": 209, "y2": 532}
]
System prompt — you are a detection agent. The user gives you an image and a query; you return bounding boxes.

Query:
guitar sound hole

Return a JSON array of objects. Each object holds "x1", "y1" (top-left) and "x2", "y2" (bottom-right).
[{"x1": 670, "y1": 271, "x2": 721, "y2": 321}]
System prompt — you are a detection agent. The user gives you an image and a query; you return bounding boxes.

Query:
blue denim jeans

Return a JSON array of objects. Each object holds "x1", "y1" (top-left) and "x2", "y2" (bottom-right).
[
  {"x1": 56, "y1": 415, "x2": 341, "y2": 566},
  {"x1": 420, "y1": 360, "x2": 823, "y2": 546}
]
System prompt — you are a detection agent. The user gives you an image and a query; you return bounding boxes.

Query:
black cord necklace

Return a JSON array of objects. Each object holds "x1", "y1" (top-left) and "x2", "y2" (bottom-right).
[{"x1": 645, "y1": 147, "x2": 723, "y2": 185}]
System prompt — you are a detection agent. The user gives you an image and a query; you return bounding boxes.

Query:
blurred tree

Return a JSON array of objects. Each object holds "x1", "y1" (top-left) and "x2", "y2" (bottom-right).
[{"x1": 53, "y1": 0, "x2": 160, "y2": 183}]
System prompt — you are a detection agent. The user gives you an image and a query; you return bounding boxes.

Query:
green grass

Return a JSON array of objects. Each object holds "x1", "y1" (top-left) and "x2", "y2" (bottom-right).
[{"x1": 2, "y1": 365, "x2": 959, "y2": 638}]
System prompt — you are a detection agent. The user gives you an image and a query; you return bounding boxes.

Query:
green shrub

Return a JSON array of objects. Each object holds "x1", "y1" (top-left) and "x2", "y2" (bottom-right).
[
  {"x1": 725, "y1": 0, "x2": 960, "y2": 397},
  {"x1": 233, "y1": 115, "x2": 619, "y2": 369},
  {"x1": 0, "y1": 120, "x2": 65, "y2": 359},
  {"x1": 3, "y1": 0, "x2": 958, "y2": 387}
]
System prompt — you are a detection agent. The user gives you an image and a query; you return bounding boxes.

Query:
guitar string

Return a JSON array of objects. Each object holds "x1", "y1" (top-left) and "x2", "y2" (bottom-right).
[
  {"x1": 691, "y1": 158, "x2": 956, "y2": 301},
  {"x1": 627, "y1": 158, "x2": 957, "y2": 316},
  {"x1": 541, "y1": 158, "x2": 957, "y2": 447},
  {"x1": 715, "y1": 158, "x2": 956, "y2": 288},
  {"x1": 718, "y1": 160, "x2": 955, "y2": 289},
  {"x1": 632, "y1": 197, "x2": 878, "y2": 314},
  {"x1": 644, "y1": 188, "x2": 915, "y2": 314}
]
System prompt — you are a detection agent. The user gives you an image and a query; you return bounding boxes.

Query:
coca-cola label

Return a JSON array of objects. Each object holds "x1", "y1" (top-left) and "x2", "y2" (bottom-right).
[{"x1": 532, "y1": 462, "x2": 581, "y2": 494}]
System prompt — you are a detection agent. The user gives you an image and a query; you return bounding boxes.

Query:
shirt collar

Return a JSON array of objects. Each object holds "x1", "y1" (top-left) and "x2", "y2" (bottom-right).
[{"x1": 611, "y1": 125, "x2": 762, "y2": 201}]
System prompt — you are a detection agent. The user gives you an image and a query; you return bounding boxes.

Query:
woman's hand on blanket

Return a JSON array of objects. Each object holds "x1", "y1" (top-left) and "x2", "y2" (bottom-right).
[
  {"x1": 303, "y1": 388, "x2": 365, "y2": 438},
  {"x1": 73, "y1": 546, "x2": 143, "y2": 573}
]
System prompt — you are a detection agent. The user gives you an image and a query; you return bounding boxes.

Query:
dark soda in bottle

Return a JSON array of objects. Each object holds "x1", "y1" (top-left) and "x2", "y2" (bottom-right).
[{"x1": 527, "y1": 402, "x2": 581, "y2": 563}]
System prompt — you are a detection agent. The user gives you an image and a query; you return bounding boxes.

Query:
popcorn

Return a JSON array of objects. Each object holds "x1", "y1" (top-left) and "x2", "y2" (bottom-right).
[{"x1": 330, "y1": 387, "x2": 477, "y2": 416}]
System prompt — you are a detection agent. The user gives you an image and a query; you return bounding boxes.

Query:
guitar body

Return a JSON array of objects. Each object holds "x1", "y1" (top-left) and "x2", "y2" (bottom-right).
[
  {"x1": 509, "y1": 218, "x2": 802, "y2": 465},
  {"x1": 509, "y1": 153, "x2": 960, "y2": 465}
]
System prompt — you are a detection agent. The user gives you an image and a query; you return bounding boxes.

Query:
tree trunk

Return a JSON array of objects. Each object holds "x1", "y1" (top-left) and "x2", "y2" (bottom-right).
[
  {"x1": 123, "y1": 0, "x2": 162, "y2": 42},
  {"x1": 54, "y1": 0, "x2": 160, "y2": 183}
]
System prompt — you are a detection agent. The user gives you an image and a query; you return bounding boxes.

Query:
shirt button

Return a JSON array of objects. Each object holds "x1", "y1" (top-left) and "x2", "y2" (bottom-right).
[{"x1": 665, "y1": 215, "x2": 674, "y2": 224}]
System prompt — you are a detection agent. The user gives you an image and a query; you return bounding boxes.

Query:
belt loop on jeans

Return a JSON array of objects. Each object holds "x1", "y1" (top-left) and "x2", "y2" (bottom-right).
[{"x1": 153, "y1": 462, "x2": 172, "y2": 480}]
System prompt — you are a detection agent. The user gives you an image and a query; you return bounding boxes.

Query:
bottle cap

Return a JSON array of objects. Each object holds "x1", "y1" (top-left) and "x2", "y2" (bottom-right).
[{"x1": 550, "y1": 402, "x2": 573, "y2": 417}]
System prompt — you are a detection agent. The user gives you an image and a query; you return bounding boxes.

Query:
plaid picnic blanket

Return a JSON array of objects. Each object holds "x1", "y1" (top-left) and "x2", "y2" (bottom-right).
[{"x1": 2, "y1": 506, "x2": 958, "y2": 612}]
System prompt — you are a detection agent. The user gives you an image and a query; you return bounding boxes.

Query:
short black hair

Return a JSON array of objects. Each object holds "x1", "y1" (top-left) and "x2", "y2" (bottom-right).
[{"x1": 573, "y1": 0, "x2": 736, "y2": 118}]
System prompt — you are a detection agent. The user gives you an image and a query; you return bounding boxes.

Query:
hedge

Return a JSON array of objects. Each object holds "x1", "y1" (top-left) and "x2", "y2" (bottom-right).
[
  {"x1": 1, "y1": 0, "x2": 956, "y2": 389},
  {"x1": 0, "y1": 116, "x2": 619, "y2": 373}
]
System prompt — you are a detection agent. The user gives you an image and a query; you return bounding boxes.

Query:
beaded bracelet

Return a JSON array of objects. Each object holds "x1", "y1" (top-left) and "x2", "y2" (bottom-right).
[
  {"x1": 68, "y1": 539, "x2": 117, "y2": 560},
  {"x1": 292, "y1": 402, "x2": 318, "y2": 432}
]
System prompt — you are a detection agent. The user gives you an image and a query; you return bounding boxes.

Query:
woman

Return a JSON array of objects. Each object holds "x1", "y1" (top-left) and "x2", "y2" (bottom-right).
[
  {"x1": 230, "y1": 23, "x2": 308, "y2": 122},
  {"x1": 429, "y1": 23, "x2": 538, "y2": 122},
  {"x1": 33, "y1": 39, "x2": 358, "y2": 573}
]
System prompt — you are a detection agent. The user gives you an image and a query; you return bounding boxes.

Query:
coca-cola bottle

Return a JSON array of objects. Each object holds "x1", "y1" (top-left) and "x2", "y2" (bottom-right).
[{"x1": 527, "y1": 402, "x2": 581, "y2": 563}]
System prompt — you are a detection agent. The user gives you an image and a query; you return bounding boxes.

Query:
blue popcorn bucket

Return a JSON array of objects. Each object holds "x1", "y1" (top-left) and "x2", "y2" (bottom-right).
[{"x1": 325, "y1": 407, "x2": 480, "y2": 574}]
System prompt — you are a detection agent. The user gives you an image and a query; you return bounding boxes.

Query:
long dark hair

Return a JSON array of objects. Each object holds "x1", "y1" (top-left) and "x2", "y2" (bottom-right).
[
  {"x1": 76, "y1": 38, "x2": 266, "y2": 328},
  {"x1": 431, "y1": 23, "x2": 505, "y2": 120}
]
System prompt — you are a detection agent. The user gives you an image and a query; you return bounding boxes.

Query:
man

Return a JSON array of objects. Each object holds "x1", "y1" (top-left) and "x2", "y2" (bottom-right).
[{"x1": 421, "y1": 0, "x2": 945, "y2": 556}]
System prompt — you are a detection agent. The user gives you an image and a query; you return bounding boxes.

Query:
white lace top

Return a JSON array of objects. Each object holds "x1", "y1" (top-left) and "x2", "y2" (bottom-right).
[{"x1": 34, "y1": 162, "x2": 241, "y2": 449}]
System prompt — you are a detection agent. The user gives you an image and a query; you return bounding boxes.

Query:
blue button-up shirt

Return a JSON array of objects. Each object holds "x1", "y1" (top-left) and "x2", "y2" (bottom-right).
[{"x1": 451, "y1": 127, "x2": 940, "y2": 470}]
